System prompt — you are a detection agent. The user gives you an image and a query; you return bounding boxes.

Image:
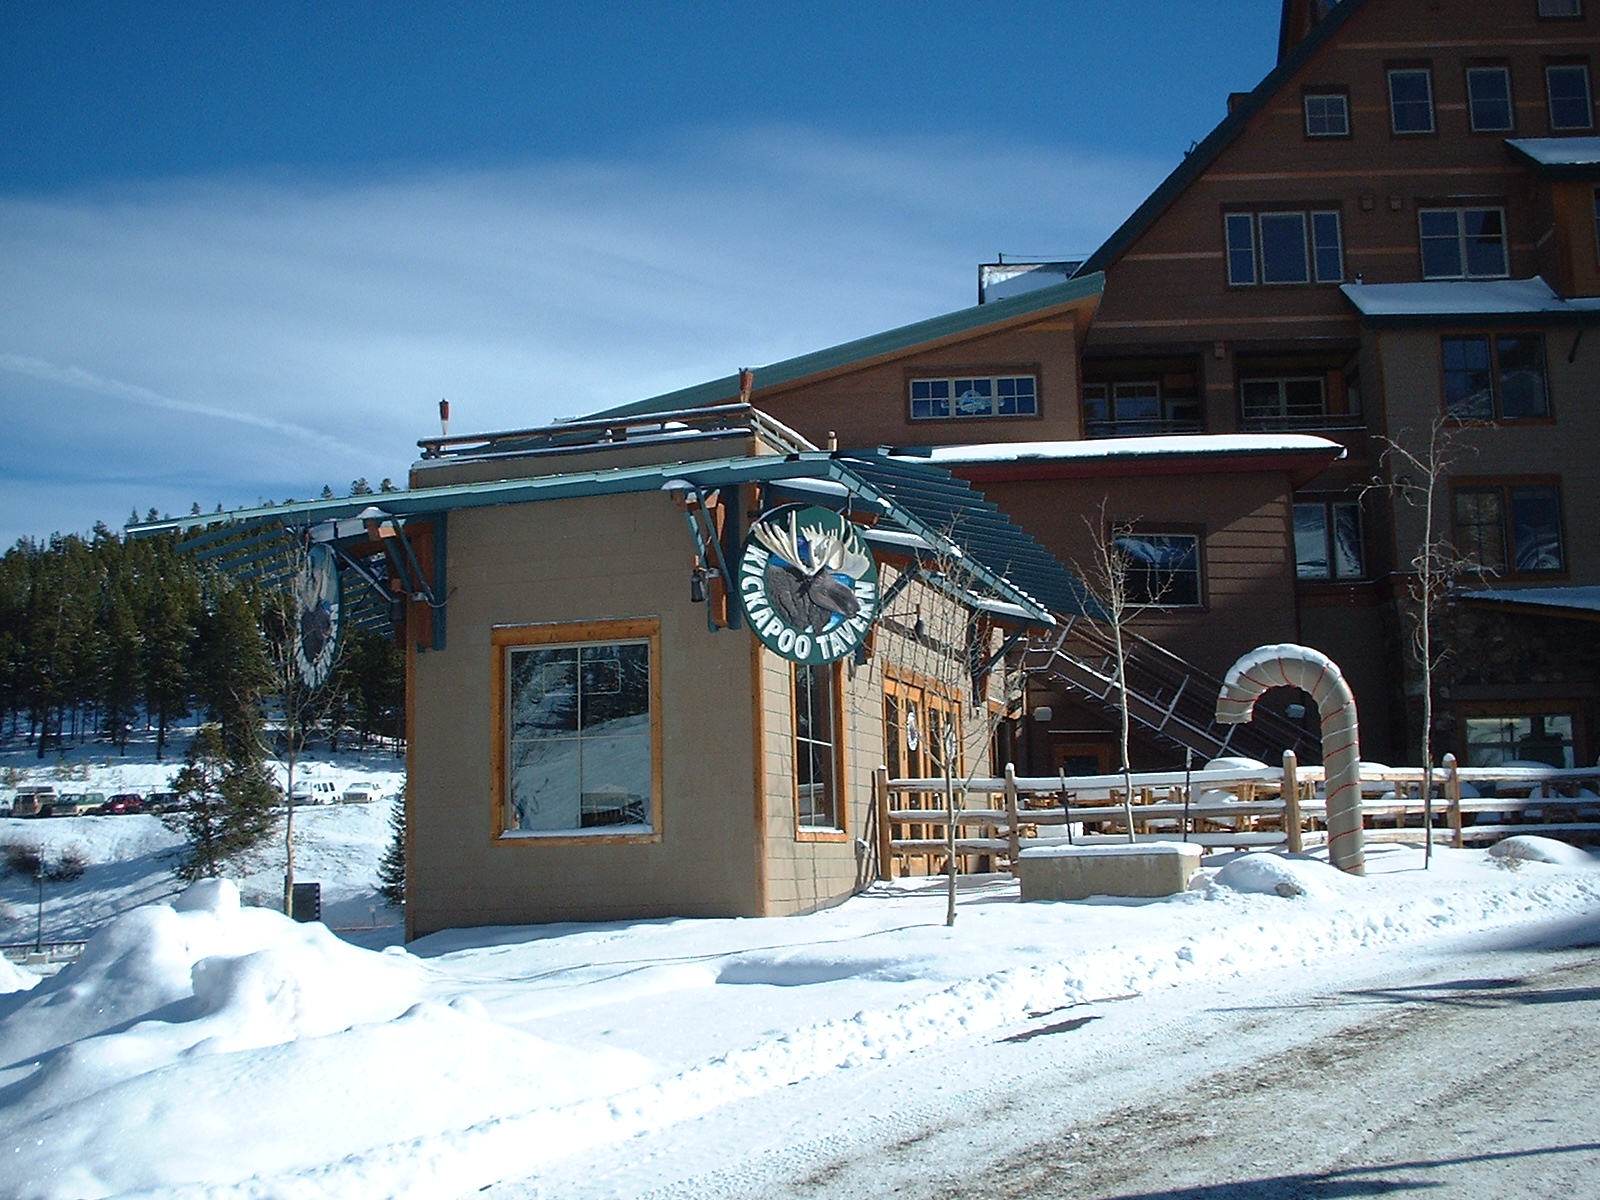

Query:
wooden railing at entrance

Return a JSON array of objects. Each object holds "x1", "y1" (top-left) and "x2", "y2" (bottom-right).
[{"x1": 872, "y1": 756, "x2": 1600, "y2": 879}]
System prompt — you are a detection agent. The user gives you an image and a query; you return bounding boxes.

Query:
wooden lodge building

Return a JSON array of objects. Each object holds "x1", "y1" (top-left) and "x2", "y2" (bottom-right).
[{"x1": 133, "y1": 0, "x2": 1600, "y2": 932}]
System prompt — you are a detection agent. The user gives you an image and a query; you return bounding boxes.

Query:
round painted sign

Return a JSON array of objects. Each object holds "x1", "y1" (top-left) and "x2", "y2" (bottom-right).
[
  {"x1": 738, "y1": 504, "x2": 879, "y2": 665},
  {"x1": 292, "y1": 542, "x2": 342, "y2": 689}
]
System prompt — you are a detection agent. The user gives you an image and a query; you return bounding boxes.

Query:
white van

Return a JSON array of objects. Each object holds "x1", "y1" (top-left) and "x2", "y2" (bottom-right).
[{"x1": 290, "y1": 781, "x2": 339, "y2": 805}]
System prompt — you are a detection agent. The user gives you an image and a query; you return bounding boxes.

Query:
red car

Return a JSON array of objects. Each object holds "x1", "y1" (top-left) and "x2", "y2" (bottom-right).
[{"x1": 105, "y1": 793, "x2": 146, "y2": 815}]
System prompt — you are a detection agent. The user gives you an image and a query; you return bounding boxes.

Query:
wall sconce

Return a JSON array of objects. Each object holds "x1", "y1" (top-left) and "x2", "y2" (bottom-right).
[
  {"x1": 1032, "y1": 706, "x2": 1054, "y2": 723},
  {"x1": 1285, "y1": 702, "x2": 1307, "y2": 720}
]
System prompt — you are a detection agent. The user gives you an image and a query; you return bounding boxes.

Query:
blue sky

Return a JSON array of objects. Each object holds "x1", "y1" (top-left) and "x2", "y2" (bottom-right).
[{"x1": 1, "y1": 1, "x2": 1283, "y2": 544}]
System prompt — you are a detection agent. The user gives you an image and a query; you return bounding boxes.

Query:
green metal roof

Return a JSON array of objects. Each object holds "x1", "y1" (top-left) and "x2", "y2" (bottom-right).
[
  {"x1": 578, "y1": 273, "x2": 1104, "y2": 423},
  {"x1": 130, "y1": 451, "x2": 1102, "y2": 626},
  {"x1": 1076, "y1": 0, "x2": 1369, "y2": 277}
]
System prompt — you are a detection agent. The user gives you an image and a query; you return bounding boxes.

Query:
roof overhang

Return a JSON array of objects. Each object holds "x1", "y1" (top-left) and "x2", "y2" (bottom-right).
[
  {"x1": 1339, "y1": 276, "x2": 1600, "y2": 328},
  {"x1": 891, "y1": 434, "x2": 1346, "y2": 490},
  {"x1": 1505, "y1": 137, "x2": 1600, "y2": 181},
  {"x1": 1458, "y1": 585, "x2": 1600, "y2": 624}
]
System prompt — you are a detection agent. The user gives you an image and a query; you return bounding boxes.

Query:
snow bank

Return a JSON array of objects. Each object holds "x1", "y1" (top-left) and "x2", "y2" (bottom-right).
[
  {"x1": 1488, "y1": 835, "x2": 1598, "y2": 867},
  {"x1": 1212, "y1": 852, "x2": 1359, "y2": 899},
  {"x1": 0, "y1": 956, "x2": 38, "y2": 994}
]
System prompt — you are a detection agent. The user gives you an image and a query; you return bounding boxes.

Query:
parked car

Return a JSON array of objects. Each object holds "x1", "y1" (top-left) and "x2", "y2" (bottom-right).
[
  {"x1": 146, "y1": 791, "x2": 181, "y2": 813},
  {"x1": 52, "y1": 792, "x2": 105, "y2": 818},
  {"x1": 106, "y1": 793, "x2": 145, "y2": 814},
  {"x1": 290, "y1": 780, "x2": 338, "y2": 805},
  {"x1": 340, "y1": 783, "x2": 380, "y2": 804},
  {"x1": 12, "y1": 785, "x2": 56, "y2": 818}
]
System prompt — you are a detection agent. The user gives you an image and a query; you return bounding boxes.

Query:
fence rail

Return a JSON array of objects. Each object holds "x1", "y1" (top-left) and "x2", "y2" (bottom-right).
[{"x1": 871, "y1": 756, "x2": 1600, "y2": 879}]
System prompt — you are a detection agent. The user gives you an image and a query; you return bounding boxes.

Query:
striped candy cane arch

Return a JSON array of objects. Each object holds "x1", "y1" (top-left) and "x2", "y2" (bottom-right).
[{"x1": 1215, "y1": 644, "x2": 1366, "y2": 876}]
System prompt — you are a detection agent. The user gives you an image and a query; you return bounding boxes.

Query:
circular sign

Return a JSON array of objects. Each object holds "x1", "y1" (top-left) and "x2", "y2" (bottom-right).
[
  {"x1": 292, "y1": 542, "x2": 342, "y2": 689},
  {"x1": 738, "y1": 504, "x2": 879, "y2": 665}
]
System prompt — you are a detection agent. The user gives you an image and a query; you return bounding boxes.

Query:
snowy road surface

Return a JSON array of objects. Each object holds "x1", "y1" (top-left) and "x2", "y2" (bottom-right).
[{"x1": 492, "y1": 912, "x2": 1600, "y2": 1200}]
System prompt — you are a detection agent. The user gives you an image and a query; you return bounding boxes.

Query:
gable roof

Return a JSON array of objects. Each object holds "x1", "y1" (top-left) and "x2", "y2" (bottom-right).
[
  {"x1": 1077, "y1": 0, "x2": 1370, "y2": 277},
  {"x1": 577, "y1": 273, "x2": 1103, "y2": 423}
]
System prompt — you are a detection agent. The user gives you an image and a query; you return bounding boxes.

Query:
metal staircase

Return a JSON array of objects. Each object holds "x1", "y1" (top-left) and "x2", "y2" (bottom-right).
[{"x1": 1023, "y1": 618, "x2": 1321, "y2": 765}]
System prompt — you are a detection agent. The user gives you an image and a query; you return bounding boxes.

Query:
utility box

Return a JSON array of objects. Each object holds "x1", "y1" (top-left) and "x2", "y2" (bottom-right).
[
  {"x1": 291, "y1": 882, "x2": 322, "y2": 923},
  {"x1": 1016, "y1": 842, "x2": 1204, "y2": 901}
]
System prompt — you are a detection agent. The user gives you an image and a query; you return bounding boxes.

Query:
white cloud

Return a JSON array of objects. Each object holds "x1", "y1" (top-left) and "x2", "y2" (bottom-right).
[{"x1": 0, "y1": 126, "x2": 1167, "y2": 544}]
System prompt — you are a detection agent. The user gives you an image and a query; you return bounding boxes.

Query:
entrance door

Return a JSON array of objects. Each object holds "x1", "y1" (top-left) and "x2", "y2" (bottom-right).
[{"x1": 883, "y1": 674, "x2": 963, "y2": 875}]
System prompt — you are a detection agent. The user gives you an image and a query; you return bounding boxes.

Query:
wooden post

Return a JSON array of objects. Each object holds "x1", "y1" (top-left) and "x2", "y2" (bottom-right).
[
  {"x1": 873, "y1": 765, "x2": 894, "y2": 880},
  {"x1": 1444, "y1": 752, "x2": 1463, "y2": 850},
  {"x1": 1282, "y1": 749, "x2": 1302, "y2": 854},
  {"x1": 1004, "y1": 762, "x2": 1021, "y2": 871}
]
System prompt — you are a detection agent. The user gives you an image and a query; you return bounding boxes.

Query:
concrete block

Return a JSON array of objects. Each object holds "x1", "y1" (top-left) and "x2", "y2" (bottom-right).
[{"x1": 1016, "y1": 842, "x2": 1204, "y2": 901}]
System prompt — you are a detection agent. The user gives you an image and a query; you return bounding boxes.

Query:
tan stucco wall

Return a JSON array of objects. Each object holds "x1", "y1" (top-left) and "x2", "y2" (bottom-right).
[{"x1": 408, "y1": 490, "x2": 765, "y2": 934}]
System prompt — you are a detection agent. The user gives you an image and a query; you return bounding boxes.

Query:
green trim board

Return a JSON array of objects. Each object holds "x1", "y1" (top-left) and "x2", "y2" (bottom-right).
[{"x1": 575, "y1": 273, "x2": 1104, "y2": 423}]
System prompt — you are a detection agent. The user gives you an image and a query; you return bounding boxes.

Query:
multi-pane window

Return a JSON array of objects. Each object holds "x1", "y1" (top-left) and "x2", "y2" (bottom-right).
[
  {"x1": 1467, "y1": 67, "x2": 1515, "y2": 131},
  {"x1": 503, "y1": 632, "x2": 655, "y2": 835},
  {"x1": 909, "y1": 374, "x2": 1037, "y2": 420},
  {"x1": 1294, "y1": 500, "x2": 1364, "y2": 580},
  {"x1": 1240, "y1": 376, "x2": 1328, "y2": 427},
  {"x1": 1225, "y1": 210, "x2": 1343, "y2": 285},
  {"x1": 1304, "y1": 92, "x2": 1350, "y2": 136},
  {"x1": 1113, "y1": 533, "x2": 1203, "y2": 607},
  {"x1": 1539, "y1": 0, "x2": 1583, "y2": 16},
  {"x1": 1418, "y1": 207, "x2": 1508, "y2": 279},
  {"x1": 1082, "y1": 368, "x2": 1202, "y2": 438},
  {"x1": 1441, "y1": 333, "x2": 1550, "y2": 420},
  {"x1": 1464, "y1": 713, "x2": 1576, "y2": 768},
  {"x1": 1389, "y1": 68, "x2": 1436, "y2": 133},
  {"x1": 1453, "y1": 482, "x2": 1566, "y2": 574},
  {"x1": 1547, "y1": 63, "x2": 1594, "y2": 129},
  {"x1": 794, "y1": 663, "x2": 841, "y2": 830}
]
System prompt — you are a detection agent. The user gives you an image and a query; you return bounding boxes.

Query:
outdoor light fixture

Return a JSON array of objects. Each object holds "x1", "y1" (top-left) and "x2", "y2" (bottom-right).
[{"x1": 1032, "y1": 706, "x2": 1053, "y2": 723}]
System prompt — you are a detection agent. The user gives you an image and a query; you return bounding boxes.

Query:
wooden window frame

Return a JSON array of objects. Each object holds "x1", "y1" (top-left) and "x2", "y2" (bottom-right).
[
  {"x1": 490, "y1": 617, "x2": 664, "y2": 846},
  {"x1": 1387, "y1": 65, "x2": 1437, "y2": 136},
  {"x1": 1465, "y1": 65, "x2": 1516, "y2": 133},
  {"x1": 1439, "y1": 330, "x2": 1553, "y2": 423},
  {"x1": 906, "y1": 367, "x2": 1043, "y2": 423},
  {"x1": 1449, "y1": 476, "x2": 1568, "y2": 580},
  {"x1": 792, "y1": 660, "x2": 848, "y2": 842},
  {"x1": 1546, "y1": 60, "x2": 1595, "y2": 131}
]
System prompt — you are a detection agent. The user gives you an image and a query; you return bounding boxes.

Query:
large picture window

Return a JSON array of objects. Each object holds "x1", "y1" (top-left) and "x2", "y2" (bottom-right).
[
  {"x1": 1452, "y1": 481, "x2": 1566, "y2": 575},
  {"x1": 1418, "y1": 207, "x2": 1508, "y2": 279},
  {"x1": 794, "y1": 662, "x2": 844, "y2": 833},
  {"x1": 1240, "y1": 376, "x2": 1329, "y2": 428},
  {"x1": 494, "y1": 619, "x2": 660, "y2": 839},
  {"x1": 909, "y1": 374, "x2": 1037, "y2": 420},
  {"x1": 1113, "y1": 532, "x2": 1203, "y2": 607},
  {"x1": 1441, "y1": 333, "x2": 1550, "y2": 420},
  {"x1": 1464, "y1": 712, "x2": 1576, "y2": 768}
]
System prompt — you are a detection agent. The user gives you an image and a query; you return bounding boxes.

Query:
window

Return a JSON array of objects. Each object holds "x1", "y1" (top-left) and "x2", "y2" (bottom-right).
[
  {"x1": 1240, "y1": 376, "x2": 1328, "y2": 427},
  {"x1": 495, "y1": 619, "x2": 659, "y2": 839},
  {"x1": 910, "y1": 374, "x2": 1037, "y2": 420},
  {"x1": 1453, "y1": 482, "x2": 1566, "y2": 574},
  {"x1": 1464, "y1": 713, "x2": 1576, "y2": 768},
  {"x1": 1441, "y1": 333, "x2": 1550, "y2": 420},
  {"x1": 1294, "y1": 500, "x2": 1364, "y2": 580},
  {"x1": 1304, "y1": 91, "x2": 1350, "y2": 136},
  {"x1": 794, "y1": 662, "x2": 843, "y2": 831},
  {"x1": 1082, "y1": 362, "x2": 1202, "y2": 437},
  {"x1": 1113, "y1": 532, "x2": 1203, "y2": 607},
  {"x1": 1467, "y1": 67, "x2": 1515, "y2": 131},
  {"x1": 1539, "y1": 0, "x2": 1583, "y2": 16},
  {"x1": 1418, "y1": 207, "x2": 1508, "y2": 279},
  {"x1": 1547, "y1": 63, "x2": 1594, "y2": 129},
  {"x1": 1225, "y1": 210, "x2": 1343, "y2": 285},
  {"x1": 1389, "y1": 68, "x2": 1435, "y2": 133}
]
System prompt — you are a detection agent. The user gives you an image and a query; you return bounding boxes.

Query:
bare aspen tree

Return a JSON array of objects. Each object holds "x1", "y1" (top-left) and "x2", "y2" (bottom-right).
[{"x1": 1376, "y1": 418, "x2": 1476, "y2": 867}]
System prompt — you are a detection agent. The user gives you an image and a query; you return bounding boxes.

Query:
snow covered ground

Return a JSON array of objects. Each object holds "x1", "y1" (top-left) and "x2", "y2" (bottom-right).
[{"x1": 0, "y1": 815, "x2": 1595, "y2": 1199}]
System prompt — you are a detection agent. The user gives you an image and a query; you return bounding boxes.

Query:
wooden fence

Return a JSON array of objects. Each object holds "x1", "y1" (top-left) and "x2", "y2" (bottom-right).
[{"x1": 872, "y1": 754, "x2": 1600, "y2": 879}]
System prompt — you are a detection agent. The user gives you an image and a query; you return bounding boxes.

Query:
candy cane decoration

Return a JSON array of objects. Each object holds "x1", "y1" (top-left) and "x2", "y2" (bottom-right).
[{"x1": 1215, "y1": 644, "x2": 1365, "y2": 875}]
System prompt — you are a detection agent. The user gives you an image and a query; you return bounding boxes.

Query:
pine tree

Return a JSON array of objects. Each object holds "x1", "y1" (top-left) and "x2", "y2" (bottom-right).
[
  {"x1": 376, "y1": 791, "x2": 406, "y2": 906},
  {"x1": 349, "y1": 478, "x2": 373, "y2": 496},
  {"x1": 165, "y1": 724, "x2": 280, "y2": 881},
  {"x1": 194, "y1": 580, "x2": 268, "y2": 765}
]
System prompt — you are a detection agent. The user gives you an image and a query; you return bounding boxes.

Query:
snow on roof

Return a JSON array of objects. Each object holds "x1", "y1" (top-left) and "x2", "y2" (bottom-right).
[
  {"x1": 1460, "y1": 585, "x2": 1600, "y2": 616},
  {"x1": 1341, "y1": 276, "x2": 1600, "y2": 320},
  {"x1": 891, "y1": 433, "x2": 1343, "y2": 466},
  {"x1": 1507, "y1": 136, "x2": 1600, "y2": 168}
]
